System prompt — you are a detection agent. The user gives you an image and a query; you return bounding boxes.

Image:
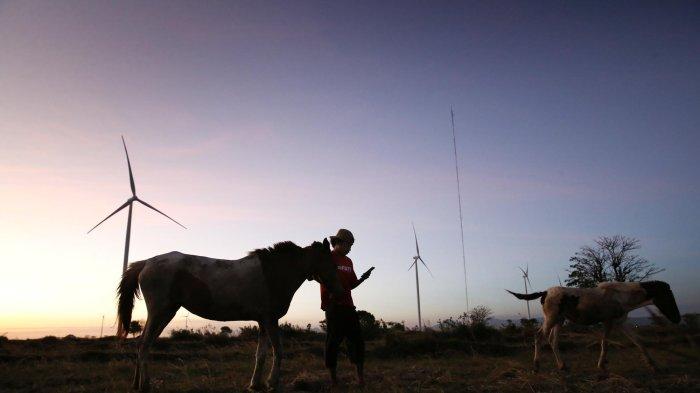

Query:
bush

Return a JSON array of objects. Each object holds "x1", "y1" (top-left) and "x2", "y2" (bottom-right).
[
  {"x1": 375, "y1": 331, "x2": 439, "y2": 358},
  {"x1": 380, "y1": 320, "x2": 406, "y2": 333},
  {"x1": 238, "y1": 325, "x2": 260, "y2": 340},
  {"x1": 279, "y1": 322, "x2": 321, "y2": 340},
  {"x1": 357, "y1": 310, "x2": 382, "y2": 340},
  {"x1": 683, "y1": 313, "x2": 700, "y2": 332},
  {"x1": 170, "y1": 328, "x2": 200, "y2": 341},
  {"x1": 501, "y1": 320, "x2": 519, "y2": 336},
  {"x1": 220, "y1": 326, "x2": 233, "y2": 336},
  {"x1": 468, "y1": 306, "x2": 493, "y2": 326}
]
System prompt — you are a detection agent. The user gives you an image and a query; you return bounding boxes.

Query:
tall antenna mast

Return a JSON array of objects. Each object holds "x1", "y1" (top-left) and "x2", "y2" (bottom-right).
[{"x1": 451, "y1": 107, "x2": 469, "y2": 310}]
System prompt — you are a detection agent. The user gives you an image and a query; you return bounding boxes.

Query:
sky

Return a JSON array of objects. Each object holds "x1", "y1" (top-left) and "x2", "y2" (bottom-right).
[{"x1": 1, "y1": 1, "x2": 699, "y2": 338}]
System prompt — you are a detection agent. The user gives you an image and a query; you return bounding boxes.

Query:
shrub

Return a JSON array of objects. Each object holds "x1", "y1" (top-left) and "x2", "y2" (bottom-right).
[
  {"x1": 279, "y1": 322, "x2": 321, "y2": 340},
  {"x1": 170, "y1": 328, "x2": 200, "y2": 341},
  {"x1": 468, "y1": 306, "x2": 493, "y2": 327},
  {"x1": 683, "y1": 313, "x2": 700, "y2": 332},
  {"x1": 380, "y1": 320, "x2": 406, "y2": 333},
  {"x1": 128, "y1": 321, "x2": 143, "y2": 337},
  {"x1": 501, "y1": 319, "x2": 520, "y2": 336},
  {"x1": 220, "y1": 326, "x2": 233, "y2": 336},
  {"x1": 357, "y1": 310, "x2": 382, "y2": 340},
  {"x1": 238, "y1": 325, "x2": 260, "y2": 340}
]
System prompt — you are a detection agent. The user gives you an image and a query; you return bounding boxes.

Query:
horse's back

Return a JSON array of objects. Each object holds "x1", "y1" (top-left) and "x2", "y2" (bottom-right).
[{"x1": 138, "y1": 251, "x2": 271, "y2": 322}]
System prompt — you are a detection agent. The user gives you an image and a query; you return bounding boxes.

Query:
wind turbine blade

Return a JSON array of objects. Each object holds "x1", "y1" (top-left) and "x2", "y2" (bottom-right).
[
  {"x1": 136, "y1": 198, "x2": 187, "y2": 229},
  {"x1": 526, "y1": 274, "x2": 532, "y2": 289},
  {"x1": 122, "y1": 135, "x2": 136, "y2": 196},
  {"x1": 519, "y1": 266, "x2": 526, "y2": 276},
  {"x1": 418, "y1": 256, "x2": 434, "y2": 277},
  {"x1": 412, "y1": 222, "x2": 420, "y2": 256},
  {"x1": 87, "y1": 200, "x2": 132, "y2": 234},
  {"x1": 408, "y1": 259, "x2": 417, "y2": 271}
]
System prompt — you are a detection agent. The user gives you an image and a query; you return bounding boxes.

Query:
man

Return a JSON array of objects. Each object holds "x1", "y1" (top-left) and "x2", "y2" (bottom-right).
[{"x1": 320, "y1": 228, "x2": 373, "y2": 387}]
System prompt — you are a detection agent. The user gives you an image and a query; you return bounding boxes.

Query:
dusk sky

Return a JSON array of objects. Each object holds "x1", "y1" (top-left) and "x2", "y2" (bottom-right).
[{"x1": 1, "y1": 1, "x2": 699, "y2": 338}]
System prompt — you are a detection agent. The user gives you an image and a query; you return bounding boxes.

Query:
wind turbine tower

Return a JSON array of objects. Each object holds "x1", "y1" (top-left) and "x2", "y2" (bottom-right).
[
  {"x1": 88, "y1": 136, "x2": 186, "y2": 273},
  {"x1": 519, "y1": 265, "x2": 533, "y2": 319},
  {"x1": 409, "y1": 223, "x2": 433, "y2": 331}
]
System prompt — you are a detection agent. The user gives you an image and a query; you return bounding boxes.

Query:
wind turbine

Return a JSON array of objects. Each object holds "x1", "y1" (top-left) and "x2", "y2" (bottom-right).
[
  {"x1": 519, "y1": 265, "x2": 533, "y2": 319},
  {"x1": 409, "y1": 223, "x2": 433, "y2": 331},
  {"x1": 88, "y1": 136, "x2": 186, "y2": 273}
]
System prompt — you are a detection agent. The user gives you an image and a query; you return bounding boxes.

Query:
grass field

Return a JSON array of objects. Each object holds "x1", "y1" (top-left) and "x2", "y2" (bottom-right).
[{"x1": 1, "y1": 324, "x2": 698, "y2": 392}]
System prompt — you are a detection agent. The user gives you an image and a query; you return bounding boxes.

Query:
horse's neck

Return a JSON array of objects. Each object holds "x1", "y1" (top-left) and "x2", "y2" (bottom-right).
[{"x1": 262, "y1": 252, "x2": 310, "y2": 315}]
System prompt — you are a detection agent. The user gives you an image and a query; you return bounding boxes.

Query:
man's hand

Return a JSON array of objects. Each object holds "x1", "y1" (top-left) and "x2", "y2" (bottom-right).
[{"x1": 360, "y1": 267, "x2": 375, "y2": 281}]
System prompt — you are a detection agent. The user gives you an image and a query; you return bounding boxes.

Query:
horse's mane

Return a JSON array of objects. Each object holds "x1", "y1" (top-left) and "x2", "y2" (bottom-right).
[{"x1": 248, "y1": 241, "x2": 303, "y2": 264}]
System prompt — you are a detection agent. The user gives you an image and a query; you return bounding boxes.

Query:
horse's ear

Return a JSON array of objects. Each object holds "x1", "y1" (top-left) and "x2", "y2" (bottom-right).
[{"x1": 323, "y1": 238, "x2": 330, "y2": 250}]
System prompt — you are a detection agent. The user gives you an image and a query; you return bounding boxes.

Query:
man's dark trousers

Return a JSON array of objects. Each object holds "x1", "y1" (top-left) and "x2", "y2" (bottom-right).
[{"x1": 324, "y1": 305, "x2": 365, "y2": 369}]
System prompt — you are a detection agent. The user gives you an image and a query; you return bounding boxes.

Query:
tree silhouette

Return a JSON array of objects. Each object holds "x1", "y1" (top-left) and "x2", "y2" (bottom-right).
[
  {"x1": 220, "y1": 326, "x2": 232, "y2": 336},
  {"x1": 128, "y1": 320, "x2": 143, "y2": 338},
  {"x1": 566, "y1": 235, "x2": 663, "y2": 287}
]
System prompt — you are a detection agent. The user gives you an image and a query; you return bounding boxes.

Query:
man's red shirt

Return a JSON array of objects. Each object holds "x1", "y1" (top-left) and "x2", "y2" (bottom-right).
[{"x1": 320, "y1": 251, "x2": 359, "y2": 311}]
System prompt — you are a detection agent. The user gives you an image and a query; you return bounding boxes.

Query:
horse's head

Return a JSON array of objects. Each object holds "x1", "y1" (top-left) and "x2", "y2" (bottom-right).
[
  {"x1": 306, "y1": 238, "x2": 344, "y2": 297},
  {"x1": 640, "y1": 280, "x2": 681, "y2": 324}
]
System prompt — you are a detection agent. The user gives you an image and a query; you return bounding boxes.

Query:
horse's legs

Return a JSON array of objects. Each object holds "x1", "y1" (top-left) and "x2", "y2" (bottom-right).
[
  {"x1": 533, "y1": 325, "x2": 544, "y2": 372},
  {"x1": 265, "y1": 320, "x2": 282, "y2": 391},
  {"x1": 534, "y1": 317, "x2": 557, "y2": 371},
  {"x1": 548, "y1": 322, "x2": 566, "y2": 370},
  {"x1": 135, "y1": 307, "x2": 177, "y2": 392},
  {"x1": 620, "y1": 324, "x2": 658, "y2": 371},
  {"x1": 248, "y1": 323, "x2": 269, "y2": 391},
  {"x1": 597, "y1": 321, "x2": 613, "y2": 371}
]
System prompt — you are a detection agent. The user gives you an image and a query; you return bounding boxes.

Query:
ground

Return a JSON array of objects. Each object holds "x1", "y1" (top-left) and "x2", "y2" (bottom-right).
[{"x1": 0, "y1": 327, "x2": 698, "y2": 392}]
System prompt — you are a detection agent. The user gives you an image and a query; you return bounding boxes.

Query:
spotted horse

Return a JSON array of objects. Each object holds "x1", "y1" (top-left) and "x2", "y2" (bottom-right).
[
  {"x1": 507, "y1": 281, "x2": 680, "y2": 373},
  {"x1": 116, "y1": 239, "x2": 344, "y2": 392}
]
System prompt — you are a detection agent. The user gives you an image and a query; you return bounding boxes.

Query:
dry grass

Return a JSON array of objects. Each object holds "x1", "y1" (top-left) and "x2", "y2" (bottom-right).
[{"x1": 0, "y1": 328, "x2": 698, "y2": 392}]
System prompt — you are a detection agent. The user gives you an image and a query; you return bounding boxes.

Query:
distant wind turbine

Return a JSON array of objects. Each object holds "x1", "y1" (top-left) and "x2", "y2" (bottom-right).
[
  {"x1": 87, "y1": 136, "x2": 186, "y2": 273},
  {"x1": 409, "y1": 223, "x2": 433, "y2": 331},
  {"x1": 519, "y1": 265, "x2": 533, "y2": 319}
]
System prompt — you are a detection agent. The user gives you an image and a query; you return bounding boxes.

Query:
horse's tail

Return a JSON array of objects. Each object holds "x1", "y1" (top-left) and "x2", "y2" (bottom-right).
[
  {"x1": 506, "y1": 289, "x2": 547, "y2": 303},
  {"x1": 116, "y1": 260, "x2": 147, "y2": 339}
]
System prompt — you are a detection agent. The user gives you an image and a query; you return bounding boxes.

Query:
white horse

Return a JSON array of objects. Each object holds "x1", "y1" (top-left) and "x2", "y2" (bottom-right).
[
  {"x1": 508, "y1": 280, "x2": 680, "y2": 372},
  {"x1": 116, "y1": 238, "x2": 344, "y2": 392}
]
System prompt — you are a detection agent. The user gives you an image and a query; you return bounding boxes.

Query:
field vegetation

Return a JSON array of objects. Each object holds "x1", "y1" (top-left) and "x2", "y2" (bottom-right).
[{"x1": 1, "y1": 310, "x2": 698, "y2": 392}]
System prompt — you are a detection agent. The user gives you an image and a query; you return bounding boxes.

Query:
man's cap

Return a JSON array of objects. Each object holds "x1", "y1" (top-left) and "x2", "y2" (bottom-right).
[{"x1": 330, "y1": 228, "x2": 354, "y2": 246}]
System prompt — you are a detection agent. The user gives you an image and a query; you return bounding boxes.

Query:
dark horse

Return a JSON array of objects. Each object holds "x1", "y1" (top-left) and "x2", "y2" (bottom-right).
[{"x1": 117, "y1": 238, "x2": 343, "y2": 391}]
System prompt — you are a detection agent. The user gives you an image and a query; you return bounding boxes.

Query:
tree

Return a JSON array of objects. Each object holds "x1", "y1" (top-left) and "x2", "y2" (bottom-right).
[
  {"x1": 128, "y1": 320, "x2": 143, "y2": 338},
  {"x1": 356, "y1": 310, "x2": 381, "y2": 339},
  {"x1": 467, "y1": 306, "x2": 493, "y2": 327},
  {"x1": 566, "y1": 235, "x2": 663, "y2": 287}
]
